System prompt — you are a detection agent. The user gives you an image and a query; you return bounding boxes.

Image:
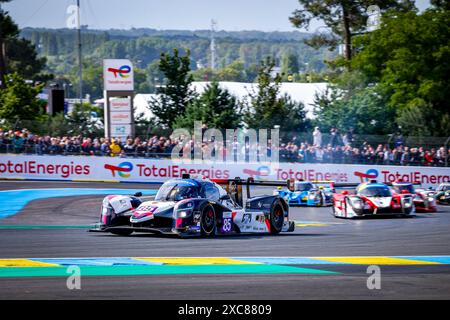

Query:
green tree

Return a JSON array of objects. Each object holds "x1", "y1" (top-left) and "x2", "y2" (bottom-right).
[
  {"x1": 134, "y1": 68, "x2": 152, "y2": 93},
  {"x1": 351, "y1": 8, "x2": 450, "y2": 135},
  {"x1": 173, "y1": 81, "x2": 241, "y2": 130},
  {"x1": 431, "y1": 0, "x2": 450, "y2": 10},
  {"x1": 148, "y1": 49, "x2": 195, "y2": 128},
  {"x1": 313, "y1": 85, "x2": 396, "y2": 135},
  {"x1": 191, "y1": 60, "x2": 247, "y2": 82},
  {"x1": 289, "y1": 0, "x2": 415, "y2": 61},
  {"x1": 65, "y1": 103, "x2": 104, "y2": 137},
  {"x1": 0, "y1": 2, "x2": 49, "y2": 86},
  {"x1": 244, "y1": 57, "x2": 310, "y2": 139},
  {"x1": 281, "y1": 52, "x2": 299, "y2": 80},
  {"x1": 0, "y1": 73, "x2": 45, "y2": 124},
  {"x1": 0, "y1": 1, "x2": 17, "y2": 87},
  {"x1": 67, "y1": 59, "x2": 103, "y2": 100}
]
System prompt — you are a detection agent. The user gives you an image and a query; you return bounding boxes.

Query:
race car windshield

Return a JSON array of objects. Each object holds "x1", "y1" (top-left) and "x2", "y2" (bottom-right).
[
  {"x1": 155, "y1": 184, "x2": 199, "y2": 201},
  {"x1": 394, "y1": 185, "x2": 414, "y2": 194},
  {"x1": 295, "y1": 183, "x2": 313, "y2": 191},
  {"x1": 360, "y1": 187, "x2": 392, "y2": 197}
]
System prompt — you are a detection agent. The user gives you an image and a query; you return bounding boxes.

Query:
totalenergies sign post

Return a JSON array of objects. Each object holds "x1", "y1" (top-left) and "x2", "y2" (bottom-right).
[{"x1": 103, "y1": 59, "x2": 135, "y2": 140}]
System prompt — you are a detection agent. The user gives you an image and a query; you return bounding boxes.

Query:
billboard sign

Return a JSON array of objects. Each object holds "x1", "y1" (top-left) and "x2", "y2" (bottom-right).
[
  {"x1": 103, "y1": 59, "x2": 134, "y2": 91},
  {"x1": 1, "y1": 155, "x2": 449, "y2": 188}
]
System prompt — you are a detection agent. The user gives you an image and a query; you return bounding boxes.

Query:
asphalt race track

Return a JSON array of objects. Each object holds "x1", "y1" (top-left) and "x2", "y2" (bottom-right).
[{"x1": 1, "y1": 180, "x2": 450, "y2": 299}]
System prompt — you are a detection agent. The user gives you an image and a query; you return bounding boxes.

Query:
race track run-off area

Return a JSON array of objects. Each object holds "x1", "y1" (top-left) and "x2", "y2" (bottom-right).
[{"x1": 1, "y1": 181, "x2": 450, "y2": 299}]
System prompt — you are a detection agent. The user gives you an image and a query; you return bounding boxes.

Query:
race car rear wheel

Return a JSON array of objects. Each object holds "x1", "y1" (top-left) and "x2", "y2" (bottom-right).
[
  {"x1": 269, "y1": 200, "x2": 284, "y2": 234},
  {"x1": 200, "y1": 203, "x2": 216, "y2": 237}
]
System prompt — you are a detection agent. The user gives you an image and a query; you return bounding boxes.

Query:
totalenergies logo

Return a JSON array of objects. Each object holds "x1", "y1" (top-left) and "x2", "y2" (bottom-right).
[
  {"x1": 107, "y1": 65, "x2": 131, "y2": 78},
  {"x1": 243, "y1": 166, "x2": 270, "y2": 179},
  {"x1": 104, "y1": 162, "x2": 133, "y2": 178},
  {"x1": 354, "y1": 168, "x2": 379, "y2": 182}
]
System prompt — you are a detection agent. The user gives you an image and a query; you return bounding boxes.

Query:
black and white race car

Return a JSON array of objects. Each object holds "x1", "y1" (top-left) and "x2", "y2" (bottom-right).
[{"x1": 90, "y1": 175, "x2": 295, "y2": 237}]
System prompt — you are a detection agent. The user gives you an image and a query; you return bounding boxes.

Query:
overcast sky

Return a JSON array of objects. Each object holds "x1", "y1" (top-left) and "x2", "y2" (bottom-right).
[{"x1": 2, "y1": 0, "x2": 432, "y2": 32}]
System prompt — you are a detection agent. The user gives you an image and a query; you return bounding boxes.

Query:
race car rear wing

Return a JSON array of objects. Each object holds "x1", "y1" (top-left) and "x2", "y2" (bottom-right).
[
  {"x1": 333, "y1": 183, "x2": 360, "y2": 188},
  {"x1": 332, "y1": 183, "x2": 360, "y2": 192},
  {"x1": 386, "y1": 182, "x2": 423, "y2": 187},
  {"x1": 212, "y1": 177, "x2": 294, "y2": 207}
]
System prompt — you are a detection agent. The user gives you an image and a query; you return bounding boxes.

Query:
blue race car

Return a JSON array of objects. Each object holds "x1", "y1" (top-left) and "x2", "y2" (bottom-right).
[{"x1": 273, "y1": 180, "x2": 335, "y2": 206}]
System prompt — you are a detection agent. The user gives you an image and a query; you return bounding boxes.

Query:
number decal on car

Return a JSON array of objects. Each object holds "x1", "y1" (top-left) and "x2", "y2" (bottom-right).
[{"x1": 222, "y1": 218, "x2": 232, "y2": 232}]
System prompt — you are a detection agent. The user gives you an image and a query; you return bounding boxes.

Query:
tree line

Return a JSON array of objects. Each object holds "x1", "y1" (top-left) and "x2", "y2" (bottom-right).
[
  {"x1": 22, "y1": 27, "x2": 331, "y2": 99},
  {"x1": 1, "y1": 0, "x2": 449, "y2": 140}
]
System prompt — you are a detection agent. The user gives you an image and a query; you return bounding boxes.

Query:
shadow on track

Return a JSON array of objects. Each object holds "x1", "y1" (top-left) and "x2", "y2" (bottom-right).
[{"x1": 90, "y1": 232, "x2": 328, "y2": 240}]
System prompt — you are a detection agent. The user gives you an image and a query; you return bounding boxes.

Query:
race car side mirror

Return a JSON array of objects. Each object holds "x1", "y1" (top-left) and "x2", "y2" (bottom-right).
[
  {"x1": 133, "y1": 192, "x2": 142, "y2": 197},
  {"x1": 341, "y1": 190, "x2": 349, "y2": 195}
]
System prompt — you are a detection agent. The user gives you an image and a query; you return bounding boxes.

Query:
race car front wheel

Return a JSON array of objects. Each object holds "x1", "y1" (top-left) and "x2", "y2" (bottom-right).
[
  {"x1": 269, "y1": 200, "x2": 285, "y2": 234},
  {"x1": 200, "y1": 203, "x2": 216, "y2": 237}
]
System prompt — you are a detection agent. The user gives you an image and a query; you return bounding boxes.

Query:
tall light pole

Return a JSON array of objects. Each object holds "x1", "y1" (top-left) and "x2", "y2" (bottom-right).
[
  {"x1": 210, "y1": 19, "x2": 217, "y2": 70},
  {"x1": 76, "y1": 0, "x2": 82, "y2": 103}
]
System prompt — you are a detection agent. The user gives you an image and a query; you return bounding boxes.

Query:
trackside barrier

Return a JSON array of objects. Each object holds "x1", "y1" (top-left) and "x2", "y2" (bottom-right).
[{"x1": 0, "y1": 155, "x2": 449, "y2": 188}]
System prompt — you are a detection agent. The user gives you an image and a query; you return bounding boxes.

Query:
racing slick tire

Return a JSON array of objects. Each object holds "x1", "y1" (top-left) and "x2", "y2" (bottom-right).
[
  {"x1": 269, "y1": 200, "x2": 285, "y2": 234},
  {"x1": 200, "y1": 203, "x2": 216, "y2": 237},
  {"x1": 110, "y1": 229, "x2": 133, "y2": 236}
]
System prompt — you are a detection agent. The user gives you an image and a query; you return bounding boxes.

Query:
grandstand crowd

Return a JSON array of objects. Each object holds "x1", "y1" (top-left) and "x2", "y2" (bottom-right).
[{"x1": 1, "y1": 127, "x2": 449, "y2": 166}]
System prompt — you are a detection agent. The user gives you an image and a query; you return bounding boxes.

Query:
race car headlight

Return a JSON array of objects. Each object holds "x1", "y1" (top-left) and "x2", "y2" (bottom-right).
[
  {"x1": 403, "y1": 198, "x2": 413, "y2": 208},
  {"x1": 349, "y1": 197, "x2": 363, "y2": 209},
  {"x1": 176, "y1": 209, "x2": 193, "y2": 218}
]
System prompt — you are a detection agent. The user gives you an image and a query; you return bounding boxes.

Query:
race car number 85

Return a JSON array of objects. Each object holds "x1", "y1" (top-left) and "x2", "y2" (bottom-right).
[{"x1": 222, "y1": 218, "x2": 232, "y2": 232}]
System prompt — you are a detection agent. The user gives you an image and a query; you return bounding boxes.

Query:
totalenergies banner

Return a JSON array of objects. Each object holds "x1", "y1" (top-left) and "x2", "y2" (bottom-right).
[{"x1": 0, "y1": 155, "x2": 449, "y2": 188}]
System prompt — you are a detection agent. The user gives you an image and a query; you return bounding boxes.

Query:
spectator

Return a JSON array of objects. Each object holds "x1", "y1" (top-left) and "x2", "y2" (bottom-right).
[
  {"x1": 0, "y1": 131, "x2": 10, "y2": 153},
  {"x1": 48, "y1": 138, "x2": 62, "y2": 155},
  {"x1": 334, "y1": 145, "x2": 344, "y2": 163},
  {"x1": 123, "y1": 138, "x2": 136, "y2": 156},
  {"x1": 92, "y1": 138, "x2": 102, "y2": 155},
  {"x1": 100, "y1": 138, "x2": 110, "y2": 156},
  {"x1": 315, "y1": 146, "x2": 324, "y2": 163},
  {"x1": 401, "y1": 146, "x2": 410, "y2": 165},
  {"x1": 409, "y1": 148, "x2": 420, "y2": 166},
  {"x1": 394, "y1": 132, "x2": 404, "y2": 148},
  {"x1": 329, "y1": 127, "x2": 339, "y2": 147},
  {"x1": 0, "y1": 127, "x2": 447, "y2": 167},
  {"x1": 12, "y1": 131, "x2": 25, "y2": 153},
  {"x1": 313, "y1": 127, "x2": 322, "y2": 147},
  {"x1": 436, "y1": 147, "x2": 447, "y2": 166},
  {"x1": 424, "y1": 151, "x2": 435, "y2": 166},
  {"x1": 136, "y1": 140, "x2": 147, "y2": 157},
  {"x1": 110, "y1": 139, "x2": 122, "y2": 157}
]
